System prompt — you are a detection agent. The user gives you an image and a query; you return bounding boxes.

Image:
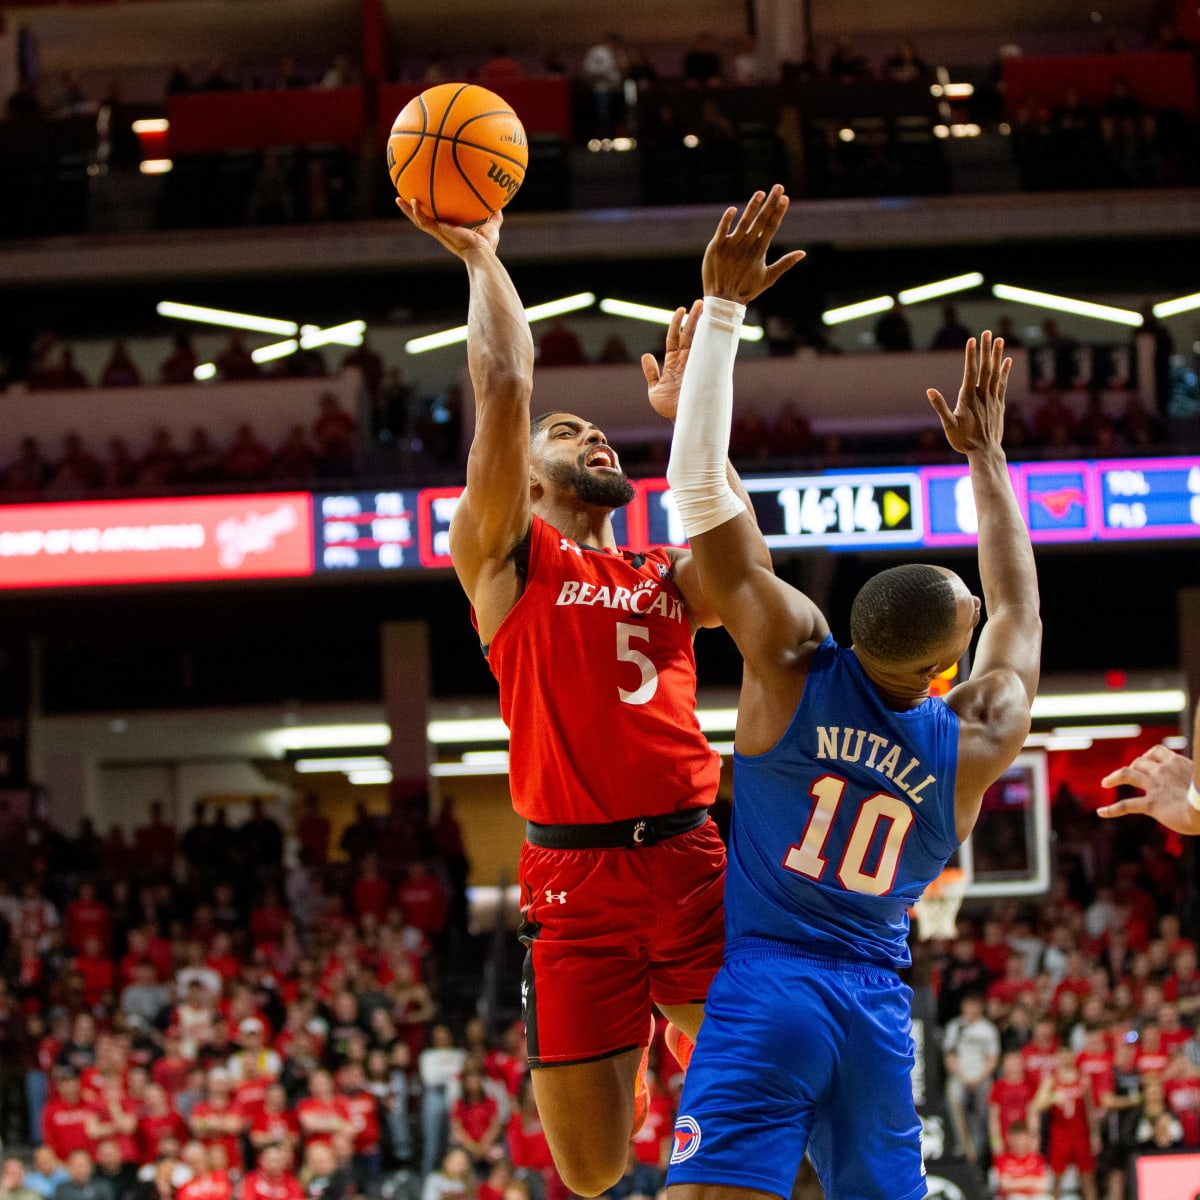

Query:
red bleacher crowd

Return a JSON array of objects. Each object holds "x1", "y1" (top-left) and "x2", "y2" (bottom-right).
[{"x1": 0, "y1": 796, "x2": 680, "y2": 1200}]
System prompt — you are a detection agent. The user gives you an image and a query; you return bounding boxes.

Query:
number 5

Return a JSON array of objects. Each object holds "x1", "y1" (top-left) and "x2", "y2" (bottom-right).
[{"x1": 617, "y1": 622, "x2": 658, "y2": 705}]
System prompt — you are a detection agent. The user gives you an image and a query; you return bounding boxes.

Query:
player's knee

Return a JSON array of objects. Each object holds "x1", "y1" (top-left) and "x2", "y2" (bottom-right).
[{"x1": 556, "y1": 1151, "x2": 628, "y2": 1197}]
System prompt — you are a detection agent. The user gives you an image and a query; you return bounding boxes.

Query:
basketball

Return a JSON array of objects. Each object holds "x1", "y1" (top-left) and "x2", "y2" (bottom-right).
[{"x1": 387, "y1": 83, "x2": 528, "y2": 226}]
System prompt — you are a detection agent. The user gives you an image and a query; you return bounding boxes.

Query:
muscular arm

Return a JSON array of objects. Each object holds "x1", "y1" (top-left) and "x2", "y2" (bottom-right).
[
  {"x1": 397, "y1": 203, "x2": 533, "y2": 642},
  {"x1": 933, "y1": 335, "x2": 1042, "y2": 839},
  {"x1": 664, "y1": 189, "x2": 822, "y2": 703}
]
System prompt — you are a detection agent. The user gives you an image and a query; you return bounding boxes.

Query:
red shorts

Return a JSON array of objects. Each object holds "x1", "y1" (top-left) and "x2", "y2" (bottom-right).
[
  {"x1": 1048, "y1": 1120, "x2": 1094, "y2": 1174},
  {"x1": 518, "y1": 818, "x2": 726, "y2": 1066}
]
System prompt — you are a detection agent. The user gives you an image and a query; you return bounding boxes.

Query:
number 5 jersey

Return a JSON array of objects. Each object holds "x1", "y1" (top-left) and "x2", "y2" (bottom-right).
[
  {"x1": 481, "y1": 515, "x2": 720, "y2": 825},
  {"x1": 726, "y1": 633, "x2": 961, "y2": 969}
]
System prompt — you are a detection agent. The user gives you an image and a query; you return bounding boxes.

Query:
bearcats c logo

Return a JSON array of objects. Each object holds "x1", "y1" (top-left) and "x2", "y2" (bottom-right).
[{"x1": 669, "y1": 1116, "x2": 702, "y2": 1165}]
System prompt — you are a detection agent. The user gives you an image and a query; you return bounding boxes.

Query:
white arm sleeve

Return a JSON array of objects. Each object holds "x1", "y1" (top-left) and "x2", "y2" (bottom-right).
[{"x1": 665, "y1": 296, "x2": 748, "y2": 539}]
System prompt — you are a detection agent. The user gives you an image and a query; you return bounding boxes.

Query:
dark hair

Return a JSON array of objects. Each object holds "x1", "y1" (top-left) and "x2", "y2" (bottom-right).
[
  {"x1": 529, "y1": 412, "x2": 563, "y2": 438},
  {"x1": 1008, "y1": 1120, "x2": 1029, "y2": 1137},
  {"x1": 850, "y1": 564, "x2": 958, "y2": 665}
]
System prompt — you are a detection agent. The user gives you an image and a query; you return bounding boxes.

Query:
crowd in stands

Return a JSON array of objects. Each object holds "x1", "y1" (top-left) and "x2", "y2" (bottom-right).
[
  {"x1": 0, "y1": 761, "x2": 1190, "y2": 1200},
  {"x1": 928, "y1": 780, "x2": 1200, "y2": 1199},
  {"x1": 0, "y1": 790, "x2": 684, "y2": 1200}
]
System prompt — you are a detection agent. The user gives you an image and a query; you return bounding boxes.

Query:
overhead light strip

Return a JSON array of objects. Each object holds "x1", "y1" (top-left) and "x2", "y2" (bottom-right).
[
  {"x1": 1030, "y1": 689, "x2": 1185, "y2": 719},
  {"x1": 405, "y1": 293, "x2": 596, "y2": 355},
  {"x1": 821, "y1": 295, "x2": 894, "y2": 325},
  {"x1": 1153, "y1": 293, "x2": 1200, "y2": 319},
  {"x1": 991, "y1": 284, "x2": 1143, "y2": 327},
  {"x1": 598, "y1": 298, "x2": 764, "y2": 342},
  {"x1": 897, "y1": 272, "x2": 984, "y2": 306},
  {"x1": 157, "y1": 301, "x2": 299, "y2": 336}
]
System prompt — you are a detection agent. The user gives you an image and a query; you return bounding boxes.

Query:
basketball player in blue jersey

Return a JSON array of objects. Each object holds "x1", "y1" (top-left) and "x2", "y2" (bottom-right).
[{"x1": 661, "y1": 186, "x2": 1043, "y2": 1200}]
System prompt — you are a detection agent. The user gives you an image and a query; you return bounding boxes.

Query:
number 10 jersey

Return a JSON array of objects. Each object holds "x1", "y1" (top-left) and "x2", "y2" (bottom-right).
[{"x1": 726, "y1": 634, "x2": 961, "y2": 969}]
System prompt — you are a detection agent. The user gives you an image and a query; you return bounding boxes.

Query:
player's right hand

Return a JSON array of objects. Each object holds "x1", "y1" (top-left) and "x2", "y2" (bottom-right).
[
  {"x1": 1099, "y1": 743, "x2": 1200, "y2": 835},
  {"x1": 927, "y1": 331, "x2": 1011, "y2": 456},
  {"x1": 699, "y1": 184, "x2": 806, "y2": 306},
  {"x1": 396, "y1": 198, "x2": 501, "y2": 257}
]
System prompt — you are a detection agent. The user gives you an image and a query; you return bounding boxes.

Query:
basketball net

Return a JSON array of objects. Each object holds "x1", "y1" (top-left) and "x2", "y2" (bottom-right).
[{"x1": 912, "y1": 867, "x2": 967, "y2": 942}]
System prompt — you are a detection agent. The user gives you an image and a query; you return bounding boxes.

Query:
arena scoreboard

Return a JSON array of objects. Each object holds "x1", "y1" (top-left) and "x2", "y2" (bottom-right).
[{"x1": 0, "y1": 455, "x2": 1198, "y2": 589}]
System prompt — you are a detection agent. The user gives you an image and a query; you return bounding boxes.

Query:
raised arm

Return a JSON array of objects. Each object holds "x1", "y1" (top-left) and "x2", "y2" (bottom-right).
[
  {"x1": 1098, "y1": 703, "x2": 1200, "y2": 834},
  {"x1": 397, "y1": 201, "x2": 534, "y2": 635},
  {"x1": 665, "y1": 187, "x2": 823, "y2": 684},
  {"x1": 932, "y1": 334, "x2": 1043, "y2": 829}
]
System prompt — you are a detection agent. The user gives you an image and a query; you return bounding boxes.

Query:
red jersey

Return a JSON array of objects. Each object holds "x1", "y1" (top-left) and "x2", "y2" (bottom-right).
[
  {"x1": 1046, "y1": 1070, "x2": 1089, "y2": 1129},
  {"x1": 249, "y1": 1108, "x2": 300, "y2": 1148},
  {"x1": 1077, "y1": 1050, "x2": 1114, "y2": 1107},
  {"x1": 1136, "y1": 1047, "x2": 1171, "y2": 1076},
  {"x1": 139, "y1": 1110, "x2": 189, "y2": 1161},
  {"x1": 994, "y1": 1152, "x2": 1051, "y2": 1197},
  {"x1": 241, "y1": 1171, "x2": 304, "y2": 1200},
  {"x1": 177, "y1": 1171, "x2": 233, "y2": 1200},
  {"x1": 1164, "y1": 1075, "x2": 1200, "y2": 1145},
  {"x1": 41, "y1": 1097, "x2": 98, "y2": 1158},
  {"x1": 451, "y1": 1096, "x2": 498, "y2": 1145},
  {"x1": 341, "y1": 1090, "x2": 382, "y2": 1153},
  {"x1": 189, "y1": 1100, "x2": 245, "y2": 1169},
  {"x1": 506, "y1": 1112, "x2": 554, "y2": 1171},
  {"x1": 1021, "y1": 1041, "x2": 1060, "y2": 1085},
  {"x1": 482, "y1": 516, "x2": 719, "y2": 824},
  {"x1": 988, "y1": 1078, "x2": 1036, "y2": 1148},
  {"x1": 295, "y1": 1096, "x2": 351, "y2": 1145}
]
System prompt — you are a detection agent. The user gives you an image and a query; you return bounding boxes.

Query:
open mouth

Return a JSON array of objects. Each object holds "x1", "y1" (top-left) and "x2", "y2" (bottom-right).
[{"x1": 584, "y1": 445, "x2": 617, "y2": 469}]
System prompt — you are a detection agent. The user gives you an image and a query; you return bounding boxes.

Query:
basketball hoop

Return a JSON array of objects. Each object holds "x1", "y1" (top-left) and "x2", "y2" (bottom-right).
[{"x1": 912, "y1": 867, "x2": 967, "y2": 942}]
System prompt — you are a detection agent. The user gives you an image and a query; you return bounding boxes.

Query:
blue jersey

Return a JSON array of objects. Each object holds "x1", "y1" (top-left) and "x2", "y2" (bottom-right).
[{"x1": 725, "y1": 633, "x2": 961, "y2": 969}]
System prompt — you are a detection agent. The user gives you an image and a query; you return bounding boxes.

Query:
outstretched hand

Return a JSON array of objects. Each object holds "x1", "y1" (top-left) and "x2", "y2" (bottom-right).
[
  {"x1": 927, "y1": 331, "x2": 1012, "y2": 455},
  {"x1": 396, "y1": 197, "x2": 501, "y2": 257},
  {"x1": 642, "y1": 300, "x2": 704, "y2": 422},
  {"x1": 1098, "y1": 744, "x2": 1200, "y2": 835},
  {"x1": 700, "y1": 185, "x2": 806, "y2": 306}
]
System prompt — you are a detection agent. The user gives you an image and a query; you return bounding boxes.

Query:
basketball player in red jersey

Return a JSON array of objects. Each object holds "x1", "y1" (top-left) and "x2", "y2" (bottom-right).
[{"x1": 398, "y1": 196, "x2": 755, "y2": 1196}]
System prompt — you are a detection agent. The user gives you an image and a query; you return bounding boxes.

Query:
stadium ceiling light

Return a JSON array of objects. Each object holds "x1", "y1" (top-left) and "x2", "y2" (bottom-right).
[
  {"x1": 1153, "y1": 293, "x2": 1200, "y2": 319},
  {"x1": 1048, "y1": 724, "x2": 1142, "y2": 740},
  {"x1": 1030, "y1": 689, "x2": 1186, "y2": 719},
  {"x1": 1041, "y1": 735, "x2": 1095, "y2": 752},
  {"x1": 991, "y1": 284, "x2": 1143, "y2": 327},
  {"x1": 406, "y1": 293, "x2": 596, "y2": 355},
  {"x1": 193, "y1": 363, "x2": 217, "y2": 382},
  {"x1": 300, "y1": 320, "x2": 366, "y2": 349},
  {"x1": 132, "y1": 118, "x2": 170, "y2": 134},
  {"x1": 157, "y1": 301, "x2": 299, "y2": 337},
  {"x1": 139, "y1": 159, "x2": 173, "y2": 175},
  {"x1": 426, "y1": 717, "x2": 510, "y2": 743},
  {"x1": 293, "y1": 756, "x2": 392, "y2": 773},
  {"x1": 265, "y1": 723, "x2": 391, "y2": 753},
  {"x1": 821, "y1": 295, "x2": 894, "y2": 326},
  {"x1": 429, "y1": 761, "x2": 510, "y2": 777},
  {"x1": 461, "y1": 750, "x2": 511, "y2": 765},
  {"x1": 599, "y1": 298, "x2": 763, "y2": 342},
  {"x1": 251, "y1": 339, "x2": 299, "y2": 364},
  {"x1": 897, "y1": 273, "x2": 985, "y2": 305},
  {"x1": 348, "y1": 769, "x2": 393, "y2": 785}
]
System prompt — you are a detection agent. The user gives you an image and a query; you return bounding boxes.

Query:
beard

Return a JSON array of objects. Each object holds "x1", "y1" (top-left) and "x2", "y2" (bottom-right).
[{"x1": 544, "y1": 455, "x2": 636, "y2": 509}]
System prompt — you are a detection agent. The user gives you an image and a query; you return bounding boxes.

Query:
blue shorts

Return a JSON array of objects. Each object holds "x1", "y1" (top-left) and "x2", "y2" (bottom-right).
[{"x1": 666, "y1": 940, "x2": 927, "y2": 1200}]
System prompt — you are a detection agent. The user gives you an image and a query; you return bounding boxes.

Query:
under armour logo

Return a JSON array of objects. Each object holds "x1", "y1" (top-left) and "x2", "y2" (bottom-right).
[
  {"x1": 545, "y1": 890, "x2": 567, "y2": 904},
  {"x1": 632, "y1": 820, "x2": 647, "y2": 845},
  {"x1": 559, "y1": 538, "x2": 582, "y2": 556}
]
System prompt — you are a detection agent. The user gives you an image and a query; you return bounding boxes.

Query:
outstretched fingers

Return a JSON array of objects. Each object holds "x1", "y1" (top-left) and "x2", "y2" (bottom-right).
[{"x1": 927, "y1": 387, "x2": 954, "y2": 426}]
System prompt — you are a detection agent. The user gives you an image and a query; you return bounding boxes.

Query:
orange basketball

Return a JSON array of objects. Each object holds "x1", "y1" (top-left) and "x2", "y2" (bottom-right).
[{"x1": 387, "y1": 83, "x2": 528, "y2": 226}]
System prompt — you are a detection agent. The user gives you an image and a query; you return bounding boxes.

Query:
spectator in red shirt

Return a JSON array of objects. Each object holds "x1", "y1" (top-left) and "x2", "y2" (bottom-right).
[
  {"x1": 396, "y1": 864, "x2": 448, "y2": 942},
  {"x1": 351, "y1": 856, "x2": 391, "y2": 924},
  {"x1": 1021, "y1": 1017, "x2": 1061, "y2": 1087},
  {"x1": 1163, "y1": 1047, "x2": 1200, "y2": 1145},
  {"x1": 41, "y1": 1070, "x2": 98, "y2": 1160},
  {"x1": 65, "y1": 883, "x2": 112, "y2": 956},
  {"x1": 249, "y1": 1084, "x2": 300, "y2": 1161},
  {"x1": 1158, "y1": 1002, "x2": 1192, "y2": 1055},
  {"x1": 1164, "y1": 945, "x2": 1200, "y2": 1016},
  {"x1": 177, "y1": 1144, "x2": 235, "y2": 1200},
  {"x1": 449, "y1": 1065, "x2": 503, "y2": 1175},
  {"x1": 249, "y1": 889, "x2": 291, "y2": 948},
  {"x1": 1035, "y1": 1046, "x2": 1098, "y2": 1200},
  {"x1": 138, "y1": 1082, "x2": 189, "y2": 1163},
  {"x1": 240, "y1": 1143, "x2": 303, "y2": 1200},
  {"x1": 989, "y1": 1051, "x2": 1038, "y2": 1157},
  {"x1": 222, "y1": 425, "x2": 273, "y2": 483},
  {"x1": 151, "y1": 1033, "x2": 192, "y2": 1100},
  {"x1": 134, "y1": 801, "x2": 178, "y2": 877},
  {"x1": 993, "y1": 1120, "x2": 1052, "y2": 1199},
  {"x1": 1135, "y1": 1024, "x2": 1171, "y2": 1078},
  {"x1": 506, "y1": 1075, "x2": 565, "y2": 1200},
  {"x1": 73, "y1": 937, "x2": 116, "y2": 1008},
  {"x1": 189, "y1": 1071, "x2": 246, "y2": 1171},
  {"x1": 296, "y1": 1070, "x2": 352, "y2": 1149},
  {"x1": 989, "y1": 954, "x2": 1039, "y2": 1014},
  {"x1": 336, "y1": 1063, "x2": 383, "y2": 1195}
]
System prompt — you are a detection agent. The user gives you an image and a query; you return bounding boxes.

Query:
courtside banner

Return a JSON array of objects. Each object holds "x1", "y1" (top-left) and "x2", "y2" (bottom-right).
[{"x1": 0, "y1": 494, "x2": 314, "y2": 589}]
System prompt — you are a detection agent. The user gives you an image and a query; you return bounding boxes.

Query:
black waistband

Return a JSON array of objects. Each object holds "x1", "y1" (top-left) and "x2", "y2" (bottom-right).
[{"x1": 525, "y1": 806, "x2": 709, "y2": 850}]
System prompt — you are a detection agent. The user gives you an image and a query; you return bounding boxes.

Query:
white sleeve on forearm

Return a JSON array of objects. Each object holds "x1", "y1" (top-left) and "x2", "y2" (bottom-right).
[{"x1": 666, "y1": 296, "x2": 748, "y2": 539}]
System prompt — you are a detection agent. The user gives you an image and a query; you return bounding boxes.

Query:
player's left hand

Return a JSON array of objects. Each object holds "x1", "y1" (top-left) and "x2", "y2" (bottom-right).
[
  {"x1": 700, "y1": 184, "x2": 806, "y2": 306},
  {"x1": 396, "y1": 198, "x2": 502, "y2": 257},
  {"x1": 642, "y1": 300, "x2": 703, "y2": 422},
  {"x1": 1099, "y1": 743, "x2": 1200, "y2": 835},
  {"x1": 927, "y1": 330, "x2": 1012, "y2": 456}
]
